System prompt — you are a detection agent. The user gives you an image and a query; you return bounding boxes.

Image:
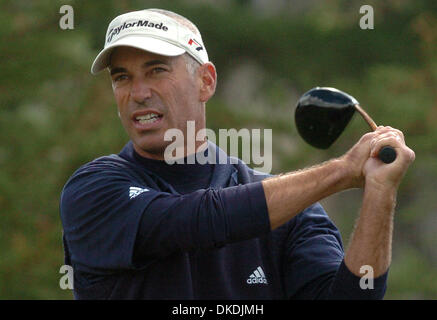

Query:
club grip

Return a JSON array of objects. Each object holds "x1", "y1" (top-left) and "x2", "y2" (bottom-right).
[{"x1": 378, "y1": 146, "x2": 397, "y2": 164}]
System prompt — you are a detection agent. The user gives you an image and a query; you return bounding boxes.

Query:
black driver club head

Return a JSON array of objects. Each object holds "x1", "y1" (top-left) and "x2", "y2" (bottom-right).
[{"x1": 295, "y1": 87, "x2": 358, "y2": 149}]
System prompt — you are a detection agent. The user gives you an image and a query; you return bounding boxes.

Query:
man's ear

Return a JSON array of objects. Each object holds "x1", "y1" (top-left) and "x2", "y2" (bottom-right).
[{"x1": 198, "y1": 62, "x2": 217, "y2": 103}]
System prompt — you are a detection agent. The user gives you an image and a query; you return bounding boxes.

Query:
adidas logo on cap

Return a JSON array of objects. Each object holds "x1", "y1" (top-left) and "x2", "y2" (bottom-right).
[{"x1": 246, "y1": 266, "x2": 268, "y2": 285}]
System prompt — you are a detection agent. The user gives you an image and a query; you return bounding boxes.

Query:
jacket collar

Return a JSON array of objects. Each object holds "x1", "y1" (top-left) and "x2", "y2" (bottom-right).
[{"x1": 119, "y1": 140, "x2": 239, "y2": 188}]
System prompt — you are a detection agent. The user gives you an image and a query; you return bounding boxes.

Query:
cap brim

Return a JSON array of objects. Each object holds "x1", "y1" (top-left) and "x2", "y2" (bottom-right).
[{"x1": 91, "y1": 35, "x2": 186, "y2": 74}]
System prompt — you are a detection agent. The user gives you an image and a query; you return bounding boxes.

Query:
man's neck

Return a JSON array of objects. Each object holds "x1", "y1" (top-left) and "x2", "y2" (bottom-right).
[{"x1": 133, "y1": 139, "x2": 208, "y2": 162}]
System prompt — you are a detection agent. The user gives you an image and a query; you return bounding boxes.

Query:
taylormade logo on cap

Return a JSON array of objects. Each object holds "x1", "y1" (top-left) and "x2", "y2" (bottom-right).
[
  {"x1": 91, "y1": 9, "x2": 209, "y2": 74},
  {"x1": 106, "y1": 20, "x2": 169, "y2": 43}
]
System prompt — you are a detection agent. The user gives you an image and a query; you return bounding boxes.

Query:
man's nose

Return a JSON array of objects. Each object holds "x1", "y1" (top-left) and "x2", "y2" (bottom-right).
[{"x1": 130, "y1": 78, "x2": 152, "y2": 103}]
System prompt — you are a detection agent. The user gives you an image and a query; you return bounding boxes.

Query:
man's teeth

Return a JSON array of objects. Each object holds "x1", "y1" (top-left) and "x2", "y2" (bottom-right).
[{"x1": 136, "y1": 113, "x2": 161, "y2": 124}]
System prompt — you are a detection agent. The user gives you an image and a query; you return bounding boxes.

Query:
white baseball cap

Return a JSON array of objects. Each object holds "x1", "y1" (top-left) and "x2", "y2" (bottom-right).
[{"x1": 91, "y1": 9, "x2": 209, "y2": 74}]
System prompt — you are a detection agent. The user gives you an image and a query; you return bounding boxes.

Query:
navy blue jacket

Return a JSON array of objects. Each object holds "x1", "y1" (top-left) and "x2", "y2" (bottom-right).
[{"x1": 60, "y1": 141, "x2": 387, "y2": 299}]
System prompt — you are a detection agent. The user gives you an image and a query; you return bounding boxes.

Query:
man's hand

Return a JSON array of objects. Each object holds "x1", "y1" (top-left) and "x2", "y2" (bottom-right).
[
  {"x1": 365, "y1": 126, "x2": 415, "y2": 190},
  {"x1": 341, "y1": 126, "x2": 415, "y2": 190}
]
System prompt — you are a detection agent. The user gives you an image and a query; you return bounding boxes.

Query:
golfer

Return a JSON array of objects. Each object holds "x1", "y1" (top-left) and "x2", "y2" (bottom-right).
[{"x1": 60, "y1": 8, "x2": 415, "y2": 299}]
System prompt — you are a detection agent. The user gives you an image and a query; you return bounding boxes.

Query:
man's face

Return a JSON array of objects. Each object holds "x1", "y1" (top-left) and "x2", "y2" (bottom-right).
[{"x1": 110, "y1": 46, "x2": 208, "y2": 160}]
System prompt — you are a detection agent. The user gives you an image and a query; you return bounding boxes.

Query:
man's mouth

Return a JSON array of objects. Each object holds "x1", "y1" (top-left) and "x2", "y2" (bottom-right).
[{"x1": 135, "y1": 112, "x2": 163, "y2": 124}]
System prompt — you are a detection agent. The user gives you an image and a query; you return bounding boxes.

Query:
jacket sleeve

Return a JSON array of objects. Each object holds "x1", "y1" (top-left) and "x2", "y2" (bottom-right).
[
  {"x1": 60, "y1": 162, "x2": 270, "y2": 273},
  {"x1": 283, "y1": 203, "x2": 387, "y2": 299}
]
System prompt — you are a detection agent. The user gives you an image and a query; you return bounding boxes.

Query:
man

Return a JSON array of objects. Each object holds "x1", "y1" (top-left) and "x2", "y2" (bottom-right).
[{"x1": 60, "y1": 8, "x2": 415, "y2": 299}]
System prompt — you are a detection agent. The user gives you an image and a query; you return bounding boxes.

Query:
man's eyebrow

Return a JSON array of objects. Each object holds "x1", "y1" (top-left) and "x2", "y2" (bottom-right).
[
  {"x1": 110, "y1": 67, "x2": 126, "y2": 76},
  {"x1": 110, "y1": 60, "x2": 170, "y2": 75},
  {"x1": 143, "y1": 59, "x2": 170, "y2": 68}
]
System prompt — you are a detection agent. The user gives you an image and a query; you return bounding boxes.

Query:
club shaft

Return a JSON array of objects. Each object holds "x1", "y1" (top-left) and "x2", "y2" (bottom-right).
[
  {"x1": 355, "y1": 104, "x2": 378, "y2": 131},
  {"x1": 354, "y1": 104, "x2": 397, "y2": 163}
]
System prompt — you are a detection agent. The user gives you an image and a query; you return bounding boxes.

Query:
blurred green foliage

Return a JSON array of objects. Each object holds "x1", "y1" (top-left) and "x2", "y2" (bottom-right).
[{"x1": 0, "y1": 0, "x2": 435, "y2": 299}]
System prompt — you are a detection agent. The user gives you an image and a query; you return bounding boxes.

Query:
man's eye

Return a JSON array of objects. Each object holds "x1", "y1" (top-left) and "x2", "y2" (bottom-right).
[
  {"x1": 113, "y1": 75, "x2": 128, "y2": 82},
  {"x1": 151, "y1": 67, "x2": 166, "y2": 74}
]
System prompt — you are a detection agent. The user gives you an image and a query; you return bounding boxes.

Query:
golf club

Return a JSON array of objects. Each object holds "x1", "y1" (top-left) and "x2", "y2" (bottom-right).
[{"x1": 295, "y1": 87, "x2": 397, "y2": 164}]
